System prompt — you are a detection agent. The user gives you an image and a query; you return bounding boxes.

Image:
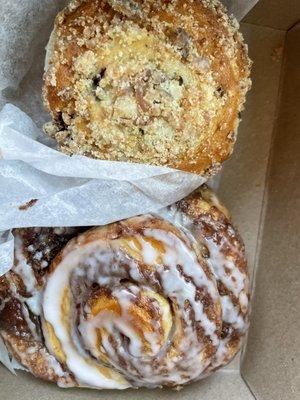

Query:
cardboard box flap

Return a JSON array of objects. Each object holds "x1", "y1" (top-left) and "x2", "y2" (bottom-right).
[
  {"x1": 244, "y1": 0, "x2": 300, "y2": 30},
  {"x1": 242, "y1": 23, "x2": 300, "y2": 400}
]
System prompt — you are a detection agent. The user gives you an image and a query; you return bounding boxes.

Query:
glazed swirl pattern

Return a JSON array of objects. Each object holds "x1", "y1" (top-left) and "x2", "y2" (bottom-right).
[
  {"x1": 0, "y1": 187, "x2": 249, "y2": 389},
  {"x1": 43, "y1": 217, "x2": 223, "y2": 388}
]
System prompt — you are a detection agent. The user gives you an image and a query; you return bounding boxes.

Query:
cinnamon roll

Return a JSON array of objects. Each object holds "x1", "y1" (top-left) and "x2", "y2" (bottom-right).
[
  {"x1": 43, "y1": 0, "x2": 251, "y2": 175},
  {"x1": 0, "y1": 187, "x2": 249, "y2": 389}
]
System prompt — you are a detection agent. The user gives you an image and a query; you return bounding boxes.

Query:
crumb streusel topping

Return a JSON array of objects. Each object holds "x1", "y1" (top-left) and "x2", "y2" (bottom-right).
[{"x1": 44, "y1": 0, "x2": 251, "y2": 174}]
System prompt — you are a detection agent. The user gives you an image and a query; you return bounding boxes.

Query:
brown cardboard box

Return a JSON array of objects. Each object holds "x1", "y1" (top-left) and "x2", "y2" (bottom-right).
[{"x1": 0, "y1": 1, "x2": 299, "y2": 399}]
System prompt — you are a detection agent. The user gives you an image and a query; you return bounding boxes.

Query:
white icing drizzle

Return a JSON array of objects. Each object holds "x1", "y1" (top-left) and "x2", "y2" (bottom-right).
[
  {"x1": 220, "y1": 296, "x2": 245, "y2": 331},
  {"x1": 42, "y1": 241, "x2": 130, "y2": 390},
  {"x1": 13, "y1": 235, "x2": 42, "y2": 316},
  {"x1": 14, "y1": 236, "x2": 38, "y2": 294},
  {"x1": 33, "y1": 251, "x2": 43, "y2": 261},
  {"x1": 79, "y1": 282, "x2": 172, "y2": 383},
  {"x1": 156, "y1": 206, "x2": 193, "y2": 231},
  {"x1": 204, "y1": 238, "x2": 245, "y2": 298},
  {"x1": 25, "y1": 291, "x2": 42, "y2": 316},
  {"x1": 239, "y1": 291, "x2": 249, "y2": 314},
  {"x1": 202, "y1": 233, "x2": 249, "y2": 361},
  {"x1": 45, "y1": 353, "x2": 65, "y2": 378},
  {"x1": 42, "y1": 222, "x2": 222, "y2": 388},
  {"x1": 159, "y1": 202, "x2": 249, "y2": 371},
  {"x1": 144, "y1": 229, "x2": 219, "y2": 342},
  {"x1": 139, "y1": 237, "x2": 158, "y2": 265},
  {"x1": 21, "y1": 304, "x2": 40, "y2": 340}
]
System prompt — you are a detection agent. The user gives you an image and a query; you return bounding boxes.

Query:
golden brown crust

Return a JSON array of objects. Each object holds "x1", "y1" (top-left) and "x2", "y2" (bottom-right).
[
  {"x1": 43, "y1": 0, "x2": 251, "y2": 174},
  {"x1": 0, "y1": 188, "x2": 249, "y2": 387}
]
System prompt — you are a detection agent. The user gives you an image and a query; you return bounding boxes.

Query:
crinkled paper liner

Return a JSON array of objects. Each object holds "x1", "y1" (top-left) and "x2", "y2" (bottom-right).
[{"x1": 0, "y1": 0, "x2": 259, "y2": 376}]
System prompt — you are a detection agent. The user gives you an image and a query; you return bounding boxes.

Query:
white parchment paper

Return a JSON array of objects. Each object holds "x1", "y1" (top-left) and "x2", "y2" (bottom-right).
[
  {"x1": 223, "y1": 0, "x2": 259, "y2": 20},
  {"x1": 0, "y1": 103, "x2": 205, "y2": 238},
  {"x1": 0, "y1": 0, "x2": 259, "y2": 372}
]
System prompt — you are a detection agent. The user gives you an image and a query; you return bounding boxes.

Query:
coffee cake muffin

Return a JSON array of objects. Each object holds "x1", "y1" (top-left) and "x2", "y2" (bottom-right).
[{"x1": 43, "y1": 0, "x2": 251, "y2": 174}]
